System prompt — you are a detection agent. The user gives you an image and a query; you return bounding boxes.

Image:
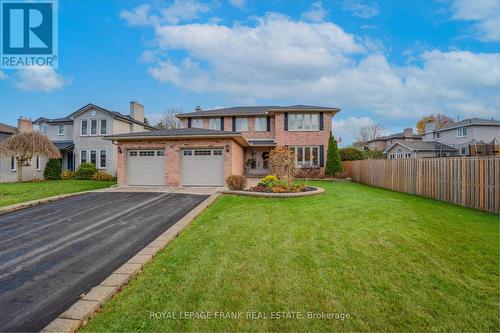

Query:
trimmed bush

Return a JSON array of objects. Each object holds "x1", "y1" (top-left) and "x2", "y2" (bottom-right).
[
  {"x1": 75, "y1": 162, "x2": 97, "y2": 180},
  {"x1": 339, "y1": 148, "x2": 365, "y2": 161},
  {"x1": 43, "y1": 158, "x2": 62, "y2": 180},
  {"x1": 92, "y1": 170, "x2": 114, "y2": 181},
  {"x1": 226, "y1": 175, "x2": 247, "y2": 190},
  {"x1": 295, "y1": 167, "x2": 321, "y2": 179},
  {"x1": 61, "y1": 170, "x2": 76, "y2": 180}
]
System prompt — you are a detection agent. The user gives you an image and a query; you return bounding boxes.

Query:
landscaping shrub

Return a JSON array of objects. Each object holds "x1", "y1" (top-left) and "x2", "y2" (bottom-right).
[
  {"x1": 325, "y1": 133, "x2": 343, "y2": 177},
  {"x1": 75, "y1": 162, "x2": 97, "y2": 180},
  {"x1": 43, "y1": 158, "x2": 62, "y2": 180},
  {"x1": 295, "y1": 167, "x2": 321, "y2": 178},
  {"x1": 61, "y1": 170, "x2": 76, "y2": 180},
  {"x1": 226, "y1": 175, "x2": 247, "y2": 190},
  {"x1": 333, "y1": 172, "x2": 349, "y2": 179},
  {"x1": 339, "y1": 147, "x2": 365, "y2": 161},
  {"x1": 258, "y1": 175, "x2": 278, "y2": 187},
  {"x1": 365, "y1": 149, "x2": 385, "y2": 159},
  {"x1": 92, "y1": 170, "x2": 114, "y2": 181},
  {"x1": 269, "y1": 146, "x2": 296, "y2": 186}
]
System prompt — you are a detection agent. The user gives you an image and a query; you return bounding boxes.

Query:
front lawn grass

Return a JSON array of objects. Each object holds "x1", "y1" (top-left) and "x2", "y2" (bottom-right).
[
  {"x1": 81, "y1": 181, "x2": 498, "y2": 332},
  {"x1": 0, "y1": 180, "x2": 115, "y2": 207}
]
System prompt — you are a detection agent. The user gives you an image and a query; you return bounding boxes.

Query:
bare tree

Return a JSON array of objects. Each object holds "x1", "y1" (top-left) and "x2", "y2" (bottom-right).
[
  {"x1": 356, "y1": 124, "x2": 384, "y2": 145},
  {"x1": 155, "y1": 108, "x2": 183, "y2": 129}
]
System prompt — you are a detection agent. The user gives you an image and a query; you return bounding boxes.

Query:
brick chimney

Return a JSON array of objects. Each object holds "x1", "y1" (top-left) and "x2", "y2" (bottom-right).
[
  {"x1": 195, "y1": 105, "x2": 202, "y2": 112},
  {"x1": 130, "y1": 101, "x2": 144, "y2": 123},
  {"x1": 403, "y1": 128, "x2": 413, "y2": 138},
  {"x1": 18, "y1": 116, "x2": 33, "y2": 133}
]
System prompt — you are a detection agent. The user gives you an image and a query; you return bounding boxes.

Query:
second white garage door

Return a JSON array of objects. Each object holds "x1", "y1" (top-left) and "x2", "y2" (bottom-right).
[
  {"x1": 127, "y1": 150, "x2": 165, "y2": 186},
  {"x1": 181, "y1": 149, "x2": 224, "y2": 186}
]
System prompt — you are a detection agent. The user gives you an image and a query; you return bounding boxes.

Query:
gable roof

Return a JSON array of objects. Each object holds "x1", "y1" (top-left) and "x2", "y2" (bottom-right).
[
  {"x1": 67, "y1": 103, "x2": 156, "y2": 130},
  {"x1": 177, "y1": 105, "x2": 340, "y2": 118},
  {"x1": 384, "y1": 141, "x2": 456, "y2": 153},
  {"x1": 426, "y1": 118, "x2": 500, "y2": 133},
  {"x1": 105, "y1": 127, "x2": 248, "y2": 146},
  {"x1": 0, "y1": 122, "x2": 18, "y2": 135}
]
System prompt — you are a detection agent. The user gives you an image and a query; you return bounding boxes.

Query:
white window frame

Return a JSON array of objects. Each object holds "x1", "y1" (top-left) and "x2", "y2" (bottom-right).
[
  {"x1": 288, "y1": 113, "x2": 319, "y2": 131},
  {"x1": 98, "y1": 149, "x2": 107, "y2": 169},
  {"x1": 11, "y1": 156, "x2": 16, "y2": 171},
  {"x1": 41, "y1": 124, "x2": 48, "y2": 135},
  {"x1": 90, "y1": 150, "x2": 97, "y2": 165},
  {"x1": 80, "y1": 150, "x2": 87, "y2": 164},
  {"x1": 460, "y1": 147, "x2": 466, "y2": 155},
  {"x1": 81, "y1": 120, "x2": 88, "y2": 136},
  {"x1": 235, "y1": 117, "x2": 248, "y2": 131},
  {"x1": 191, "y1": 119, "x2": 203, "y2": 128},
  {"x1": 90, "y1": 119, "x2": 98, "y2": 135},
  {"x1": 36, "y1": 156, "x2": 40, "y2": 170},
  {"x1": 457, "y1": 127, "x2": 467, "y2": 137},
  {"x1": 57, "y1": 124, "x2": 64, "y2": 136},
  {"x1": 208, "y1": 118, "x2": 221, "y2": 130},
  {"x1": 396, "y1": 148, "x2": 403, "y2": 159},
  {"x1": 254, "y1": 117, "x2": 267, "y2": 132},
  {"x1": 292, "y1": 146, "x2": 320, "y2": 167},
  {"x1": 99, "y1": 119, "x2": 108, "y2": 135}
]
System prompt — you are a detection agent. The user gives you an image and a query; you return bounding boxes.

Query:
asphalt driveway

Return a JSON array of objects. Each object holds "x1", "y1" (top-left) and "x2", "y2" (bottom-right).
[{"x1": 0, "y1": 192, "x2": 208, "y2": 332}]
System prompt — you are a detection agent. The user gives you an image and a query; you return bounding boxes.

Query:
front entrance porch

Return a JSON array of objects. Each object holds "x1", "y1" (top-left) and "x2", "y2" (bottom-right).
[{"x1": 244, "y1": 147, "x2": 272, "y2": 176}]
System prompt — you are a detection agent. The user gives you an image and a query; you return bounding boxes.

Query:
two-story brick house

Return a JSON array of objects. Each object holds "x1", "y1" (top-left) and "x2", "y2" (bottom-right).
[
  {"x1": 34, "y1": 102, "x2": 155, "y2": 176},
  {"x1": 107, "y1": 105, "x2": 340, "y2": 187}
]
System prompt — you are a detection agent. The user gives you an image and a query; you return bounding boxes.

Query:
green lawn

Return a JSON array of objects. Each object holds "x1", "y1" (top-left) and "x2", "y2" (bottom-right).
[
  {"x1": 0, "y1": 180, "x2": 115, "y2": 207},
  {"x1": 81, "y1": 181, "x2": 499, "y2": 332}
]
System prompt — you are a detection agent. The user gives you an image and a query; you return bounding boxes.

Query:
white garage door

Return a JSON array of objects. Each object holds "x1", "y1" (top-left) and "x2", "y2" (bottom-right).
[
  {"x1": 181, "y1": 149, "x2": 224, "y2": 186},
  {"x1": 127, "y1": 150, "x2": 165, "y2": 186}
]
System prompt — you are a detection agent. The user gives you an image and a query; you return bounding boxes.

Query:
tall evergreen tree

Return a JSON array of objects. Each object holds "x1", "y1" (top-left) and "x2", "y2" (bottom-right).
[{"x1": 325, "y1": 132, "x2": 343, "y2": 176}]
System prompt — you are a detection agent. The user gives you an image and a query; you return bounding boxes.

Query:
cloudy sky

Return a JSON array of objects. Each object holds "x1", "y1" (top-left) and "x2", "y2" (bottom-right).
[{"x1": 0, "y1": 0, "x2": 499, "y2": 145}]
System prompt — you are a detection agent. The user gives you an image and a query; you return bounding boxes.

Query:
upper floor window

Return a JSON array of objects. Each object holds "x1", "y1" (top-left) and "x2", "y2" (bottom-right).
[
  {"x1": 100, "y1": 119, "x2": 107, "y2": 135},
  {"x1": 41, "y1": 124, "x2": 48, "y2": 134},
  {"x1": 288, "y1": 113, "x2": 319, "y2": 131},
  {"x1": 90, "y1": 119, "x2": 97, "y2": 135},
  {"x1": 434, "y1": 132, "x2": 441, "y2": 139},
  {"x1": 81, "y1": 120, "x2": 88, "y2": 136},
  {"x1": 457, "y1": 127, "x2": 467, "y2": 137},
  {"x1": 254, "y1": 117, "x2": 267, "y2": 131},
  {"x1": 209, "y1": 118, "x2": 221, "y2": 130},
  {"x1": 58, "y1": 124, "x2": 64, "y2": 135},
  {"x1": 235, "y1": 117, "x2": 248, "y2": 131},
  {"x1": 191, "y1": 119, "x2": 203, "y2": 128}
]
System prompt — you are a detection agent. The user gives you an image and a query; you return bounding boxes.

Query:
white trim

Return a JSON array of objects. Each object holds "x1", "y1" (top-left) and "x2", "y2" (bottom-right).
[
  {"x1": 99, "y1": 119, "x2": 108, "y2": 135},
  {"x1": 90, "y1": 119, "x2": 98, "y2": 136},
  {"x1": 57, "y1": 124, "x2": 65, "y2": 136},
  {"x1": 80, "y1": 120, "x2": 88, "y2": 136},
  {"x1": 98, "y1": 149, "x2": 107, "y2": 169}
]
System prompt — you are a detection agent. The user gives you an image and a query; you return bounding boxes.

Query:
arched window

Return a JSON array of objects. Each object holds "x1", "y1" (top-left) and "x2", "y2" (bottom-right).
[{"x1": 396, "y1": 148, "x2": 403, "y2": 159}]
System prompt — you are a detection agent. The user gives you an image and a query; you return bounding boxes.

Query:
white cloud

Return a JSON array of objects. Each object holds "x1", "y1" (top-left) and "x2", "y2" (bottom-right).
[
  {"x1": 229, "y1": 0, "x2": 245, "y2": 9},
  {"x1": 450, "y1": 0, "x2": 500, "y2": 41},
  {"x1": 332, "y1": 116, "x2": 379, "y2": 146},
  {"x1": 16, "y1": 66, "x2": 69, "y2": 92},
  {"x1": 302, "y1": 2, "x2": 328, "y2": 22},
  {"x1": 0, "y1": 70, "x2": 7, "y2": 80},
  {"x1": 341, "y1": 0, "x2": 379, "y2": 19},
  {"x1": 120, "y1": 1, "x2": 210, "y2": 26}
]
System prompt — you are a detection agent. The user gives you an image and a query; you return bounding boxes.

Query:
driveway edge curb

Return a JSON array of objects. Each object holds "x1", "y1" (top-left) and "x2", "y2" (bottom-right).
[
  {"x1": 41, "y1": 192, "x2": 220, "y2": 333},
  {"x1": 0, "y1": 187, "x2": 115, "y2": 215}
]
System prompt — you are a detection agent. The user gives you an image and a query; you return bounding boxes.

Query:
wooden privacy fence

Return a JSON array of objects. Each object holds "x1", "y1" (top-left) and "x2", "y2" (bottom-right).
[{"x1": 342, "y1": 157, "x2": 500, "y2": 214}]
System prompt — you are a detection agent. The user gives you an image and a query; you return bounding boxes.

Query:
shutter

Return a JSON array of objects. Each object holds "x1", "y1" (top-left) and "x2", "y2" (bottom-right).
[
  {"x1": 187, "y1": 118, "x2": 192, "y2": 128},
  {"x1": 266, "y1": 116, "x2": 271, "y2": 132},
  {"x1": 319, "y1": 112, "x2": 324, "y2": 131},
  {"x1": 284, "y1": 112, "x2": 288, "y2": 131},
  {"x1": 220, "y1": 117, "x2": 224, "y2": 131},
  {"x1": 232, "y1": 117, "x2": 236, "y2": 132},
  {"x1": 319, "y1": 145, "x2": 324, "y2": 167}
]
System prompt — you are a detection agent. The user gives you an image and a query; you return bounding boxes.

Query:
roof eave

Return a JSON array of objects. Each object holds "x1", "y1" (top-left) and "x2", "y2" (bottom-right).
[{"x1": 105, "y1": 134, "x2": 248, "y2": 146}]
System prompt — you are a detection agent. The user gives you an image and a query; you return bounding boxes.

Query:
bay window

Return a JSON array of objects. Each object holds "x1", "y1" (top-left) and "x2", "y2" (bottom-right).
[
  {"x1": 292, "y1": 146, "x2": 320, "y2": 167},
  {"x1": 288, "y1": 113, "x2": 319, "y2": 131}
]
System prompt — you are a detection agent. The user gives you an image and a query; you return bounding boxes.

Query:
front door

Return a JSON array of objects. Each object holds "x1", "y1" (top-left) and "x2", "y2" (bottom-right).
[{"x1": 67, "y1": 152, "x2": 74, "y2": 171}]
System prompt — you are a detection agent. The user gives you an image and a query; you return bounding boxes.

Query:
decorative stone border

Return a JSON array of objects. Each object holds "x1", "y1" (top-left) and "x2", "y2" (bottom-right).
[
  {"x1": 221, "y1": 186, "x2": 325, "y2": 198},
  {"x1": 295, "y1": 178, "x2": 352, "y2": 182},
  {"x1": 42, "y1": 192, "x2": 221, "y2": 333}
]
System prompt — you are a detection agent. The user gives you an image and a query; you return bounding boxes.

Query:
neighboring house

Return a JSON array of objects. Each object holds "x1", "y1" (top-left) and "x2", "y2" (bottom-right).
[
  {"x1": 384, "y1": 118, "x2": 500, "y2": 159},
  {"x1": 106, "y1": 105, "x2": 340, "y2": 187},
  {"x1": 421, "y1": 118, "x2": 500, "y2": 156},
  {"x1": 33, "y1": 102, "x2": 155, "y2": 175},
  {"x1": 367, "y1": 128, "x2": 422, "y2": 151},
  {"x1": 0, "y1": 118, "x2": 47, "y2": 182}
]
